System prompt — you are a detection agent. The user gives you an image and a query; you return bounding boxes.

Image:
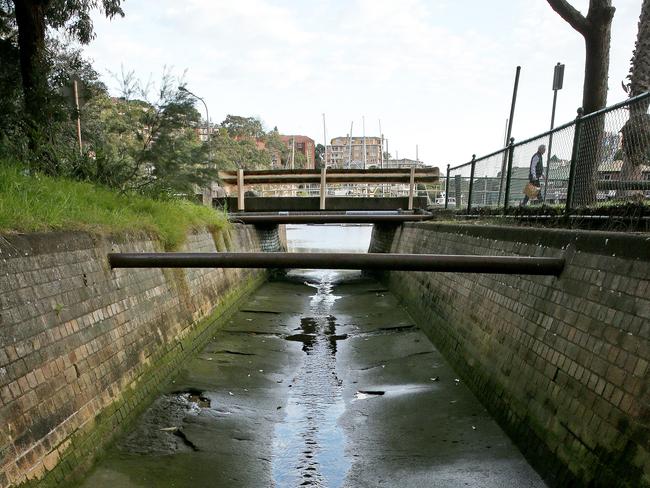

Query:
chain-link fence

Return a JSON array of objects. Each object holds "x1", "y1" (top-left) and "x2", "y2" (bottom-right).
[
  {"x1": 472, "y1": 149, "x2": 509, "y2": 209},
  {"x1": 447, "y1": 161, "x2": 472, "y2": 210},
  {"x1": 444, "y1": 92, "x2": 650, "y2": 214},
  {"x1": 508, "y1": 124, "x2": 575, "y2": 208}
]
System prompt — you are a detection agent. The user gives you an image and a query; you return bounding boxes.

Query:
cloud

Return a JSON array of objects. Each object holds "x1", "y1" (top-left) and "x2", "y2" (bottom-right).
[{"x1": 83, "y1": 0, "x2": 642, "y2": 164}]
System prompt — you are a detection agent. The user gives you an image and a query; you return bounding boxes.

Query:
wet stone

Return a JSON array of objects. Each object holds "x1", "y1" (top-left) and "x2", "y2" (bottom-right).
[{"x1": 116, "y1": 391, "x2": 210, "y2": 455}]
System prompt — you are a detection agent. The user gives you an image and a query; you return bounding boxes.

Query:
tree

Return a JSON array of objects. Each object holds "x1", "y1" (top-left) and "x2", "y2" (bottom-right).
[
  {"x1": 76, "y1": 70, "x2": 217, "y2": 196},
  {"x1": 264, "y1": 129, "x2": 290, "y2": 168},
  {"x1": 0, "y1": 2, "x2": 22, "y2": 154},
  {"x1": 547, "y1": 0, "x2": 616, "y2": 206},
  {"x1": 623, "y1": 0, "x2": 650, "y2": 100},
  {"x1": 209, "y1": 127, "x2": 277, "y2": 171},
  {"x1": 618, "y1": 0, "x2": 650, "y2": 199},
  {"x1": 221, "y1": 115, "x2": 265, "y2": 139},
  {"x1": 0, "y1": 21, "x2": 107, "y2": 167},
  {"x1": 7, "y1": 0, "x2": 123, "y2": 149},
  {"x1": 315, "y1": 143, "x2": 325, "y2": 168},
  {"x1": 547, "y1": 0, "x2": 615, "y2": 114}
]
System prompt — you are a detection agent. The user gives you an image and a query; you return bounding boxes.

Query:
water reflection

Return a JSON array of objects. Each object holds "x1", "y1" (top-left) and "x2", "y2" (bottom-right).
[
  {"x1": 286, "y1": 224, "x2": 372, "y2": 253},
  {"x1": 272, "y1": 225, "x2": 371, "y2": 487}
]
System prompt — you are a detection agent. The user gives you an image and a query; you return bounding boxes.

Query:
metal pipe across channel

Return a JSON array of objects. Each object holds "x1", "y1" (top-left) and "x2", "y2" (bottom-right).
[
  {"x1": 228, "y1": 214, "x2": 435, "y2": 224},
  {"x1": 108, "y1": 252, "x2": 565, "y2": 275}
]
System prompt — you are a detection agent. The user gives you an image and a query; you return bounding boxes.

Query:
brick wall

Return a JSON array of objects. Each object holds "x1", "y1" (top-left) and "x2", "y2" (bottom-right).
[
  {"x1": 371, "y1": 222, "x2": 650, "y2": 487},
  {"x1": 0, "y1": 224, "x2": 276, "y2": 487}
]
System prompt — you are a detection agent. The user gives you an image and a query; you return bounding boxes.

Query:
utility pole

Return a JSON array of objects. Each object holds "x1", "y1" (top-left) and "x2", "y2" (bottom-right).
[
  {"x1": 498, "y1": 66, "x2": 521, "y2": 206},
  {"x1": 416, "y1": 144, "x2": 419, "y2": 162},
  {"x1": 73, "y1": 79, "x2": 82, "y2": 155},
  {"x1": 291, "y1": 136, "x2": 295, "y2": 170}
]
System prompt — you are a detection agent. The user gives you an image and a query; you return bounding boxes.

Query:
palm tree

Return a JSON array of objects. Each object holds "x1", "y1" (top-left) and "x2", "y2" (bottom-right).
[{"x1": 619, "y1": 0, "x2": 650, "y2": 199}]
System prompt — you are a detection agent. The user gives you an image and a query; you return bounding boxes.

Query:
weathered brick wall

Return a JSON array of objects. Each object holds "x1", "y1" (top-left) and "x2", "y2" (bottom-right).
[
  {"x1": 371, "y1": 222, "x2": 650, "y2": 487},
  {"x1": 0, "y1": 224, "x2": 274, "y2": 487}
]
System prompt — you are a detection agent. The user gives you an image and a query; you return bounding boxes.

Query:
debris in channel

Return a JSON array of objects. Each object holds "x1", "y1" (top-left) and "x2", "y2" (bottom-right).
[{"x1": 355, "y1": 390, "x2": 386, "y2": 400}]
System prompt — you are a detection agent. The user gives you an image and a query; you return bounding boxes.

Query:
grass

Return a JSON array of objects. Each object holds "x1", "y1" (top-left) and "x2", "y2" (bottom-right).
[{"x1": 0, "y1": 163, "x2": 228, "y2": 250}]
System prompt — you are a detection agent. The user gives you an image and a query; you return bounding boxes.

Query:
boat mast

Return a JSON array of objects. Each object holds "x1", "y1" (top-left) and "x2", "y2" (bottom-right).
[
  {"x1": 348, "y1": 121, "x2": 353, "y2": 169},
  {"x1": 362, "y1": 115, "x2": 367, "y2": 170},
  {"x1": 322, "y1": 113, "x2": 327, "y2": 168}
]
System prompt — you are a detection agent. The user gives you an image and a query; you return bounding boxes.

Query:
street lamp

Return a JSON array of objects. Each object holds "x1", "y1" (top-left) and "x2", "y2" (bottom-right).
[
  {"x1": 178, "y1": 86, "x2": 210, "y2": 144},
  {"x1": 179, "y1": 85, "x2": 213, "y2": 204}
]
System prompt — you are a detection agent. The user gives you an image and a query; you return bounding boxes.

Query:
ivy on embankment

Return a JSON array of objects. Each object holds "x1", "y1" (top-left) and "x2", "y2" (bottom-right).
[{"x1": 0, "y1": 162, "x2": 228, "y2": 250}]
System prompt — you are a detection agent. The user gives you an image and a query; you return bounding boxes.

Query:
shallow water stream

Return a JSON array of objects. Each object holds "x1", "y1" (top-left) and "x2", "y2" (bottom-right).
[{"x1": 78, "y1": 225, "x2": 545, "y2": 487}]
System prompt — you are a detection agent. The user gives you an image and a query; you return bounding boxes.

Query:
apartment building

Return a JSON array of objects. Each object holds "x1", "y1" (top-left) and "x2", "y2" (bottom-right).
[
  {"x1": 326, "y1": 136, "x2": 383, "y2": 168},
  {"x1": 281, "y1": 135, "x2": 316, "y2": 169}
]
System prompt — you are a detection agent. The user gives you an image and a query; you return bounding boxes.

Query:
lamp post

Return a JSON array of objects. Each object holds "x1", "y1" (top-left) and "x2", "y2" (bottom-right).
[
  {"x1": 179, "y1": 86, "x2": 212, "y2": 204},
  {"x1": 543, "y1": 62, "x2": 564, "y2": 201},
  {"x1": 178, "y1": 86, "x2": 210, "y2": 146}
]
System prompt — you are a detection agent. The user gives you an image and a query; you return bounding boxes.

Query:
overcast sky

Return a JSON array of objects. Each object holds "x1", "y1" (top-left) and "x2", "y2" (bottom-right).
[{"x1": 85, "y1": 0, "x2": 641, "y2": 166}]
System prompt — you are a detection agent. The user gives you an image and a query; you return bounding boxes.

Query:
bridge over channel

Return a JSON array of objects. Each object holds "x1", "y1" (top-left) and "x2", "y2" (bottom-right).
[
  {"x1": 110, "y1": 167, "x2": 567, "y2": 276},
  {"x1": 215, "y1": 167, "x2": 439, "y2": 213}
]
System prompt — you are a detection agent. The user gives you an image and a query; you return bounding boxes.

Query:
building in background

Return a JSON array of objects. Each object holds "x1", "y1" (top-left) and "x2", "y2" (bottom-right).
[
  {"x1": 326, "y1": 136, "x2": 382, "y2": 168},
  {"x1": 280, "y1": 135, "x2": 316, "y2": 169}
]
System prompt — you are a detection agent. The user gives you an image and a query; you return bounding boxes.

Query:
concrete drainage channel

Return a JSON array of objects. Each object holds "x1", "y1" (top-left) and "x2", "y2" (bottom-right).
[{"x1": 77, "y1": 265, "x2": 546, "y2": 488}]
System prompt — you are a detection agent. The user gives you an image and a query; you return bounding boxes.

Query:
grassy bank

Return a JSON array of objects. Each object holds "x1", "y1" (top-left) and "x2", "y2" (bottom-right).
[{"x1": 0, "y1": 163, "x2": 227, "y2": 249}]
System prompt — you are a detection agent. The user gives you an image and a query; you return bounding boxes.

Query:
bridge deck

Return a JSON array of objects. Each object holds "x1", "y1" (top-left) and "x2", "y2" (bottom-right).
[
  {"x1": 214, "y1": 196, "x2": 429, "y2": 212},
  {"x1": 227, "y1": 212, "x2": 434, "y2": 224}
]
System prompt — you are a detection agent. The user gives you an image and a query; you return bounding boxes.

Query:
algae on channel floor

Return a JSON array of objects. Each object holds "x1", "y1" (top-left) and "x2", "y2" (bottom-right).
[{"x1": 77, "y1": 224, "x2": 545, "y2": 488}]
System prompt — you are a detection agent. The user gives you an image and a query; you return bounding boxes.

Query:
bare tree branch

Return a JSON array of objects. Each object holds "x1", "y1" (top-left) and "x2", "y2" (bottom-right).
[{"x1": 546, "y1": 0, "x2": 590, "y2": 35}]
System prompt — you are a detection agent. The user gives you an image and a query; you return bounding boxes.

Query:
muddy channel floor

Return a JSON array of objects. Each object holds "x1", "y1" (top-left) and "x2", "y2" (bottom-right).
[{"x1": 78, "y1": 270, "x2": 546, "y2": 488}]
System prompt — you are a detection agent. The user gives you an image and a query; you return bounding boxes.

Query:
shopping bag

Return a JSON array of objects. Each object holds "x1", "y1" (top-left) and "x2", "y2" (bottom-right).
[{"x1": 523, "y1": 182, "x2": 540, "y2": 199}]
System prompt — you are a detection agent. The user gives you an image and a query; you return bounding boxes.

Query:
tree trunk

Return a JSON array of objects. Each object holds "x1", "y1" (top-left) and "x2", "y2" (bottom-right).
[
  {"x1": 582, "y1": 15, "x2": 611, "y2": 114},
  {"x1": 576, "y1": 2, "x2": 615, "y2": 207},
  {"x1": 13, "y1": 0, "x2": 49, "y2": 134},
  {"x1": 572, "y1": 22, "x2": 612, "y2": 206}
]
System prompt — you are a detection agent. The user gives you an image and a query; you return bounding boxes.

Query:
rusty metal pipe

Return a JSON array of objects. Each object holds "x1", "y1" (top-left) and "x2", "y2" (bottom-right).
[{"x1": 108, "y1": 252, "x2": 565, "y2": 275}]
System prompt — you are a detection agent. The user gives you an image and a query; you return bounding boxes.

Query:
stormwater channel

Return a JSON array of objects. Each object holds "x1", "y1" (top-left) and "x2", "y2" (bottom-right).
[{"x1": 79, "y1": 224, "x2": 546, "y2": 487}]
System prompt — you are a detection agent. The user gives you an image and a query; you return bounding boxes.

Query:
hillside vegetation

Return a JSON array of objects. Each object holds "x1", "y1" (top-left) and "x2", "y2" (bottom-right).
[{"x1": 0, "y1": 163, "x2": 227, "y2": 249}]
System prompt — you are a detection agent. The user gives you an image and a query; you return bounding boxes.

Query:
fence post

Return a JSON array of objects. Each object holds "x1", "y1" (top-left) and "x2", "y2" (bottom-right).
[
  {"x1": 319, "y1": 167, "x2": 327, "y2": 210},
  {"x1": 444, "y1": 164, "x2": 450, "y2": 209},
  {"x1": 565, "y1": 108, "x2": 584, "y2": 214},
  {"x1": 408, "y1": 167, "x2": 415, "y2": 210},
  {"x1": 503, "y1": 138, "x2": 515, "y2": 214},
  {"x1": 237, "y1": 168, "x2": 245, "y2": 211},
  {"x1": 467, "y1": 155, "x2": 476, "y2": 214}
]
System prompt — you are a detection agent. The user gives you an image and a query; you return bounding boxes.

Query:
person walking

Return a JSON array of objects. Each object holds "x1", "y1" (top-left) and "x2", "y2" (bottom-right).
[{"x1": 521, "y1": 144, "x2": 546, "y2": 206}]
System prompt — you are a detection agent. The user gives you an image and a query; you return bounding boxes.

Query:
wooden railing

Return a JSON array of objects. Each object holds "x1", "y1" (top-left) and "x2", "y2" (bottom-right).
[{"x1": 218, "y1": 167, "x2": 439, "y2": 211}]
